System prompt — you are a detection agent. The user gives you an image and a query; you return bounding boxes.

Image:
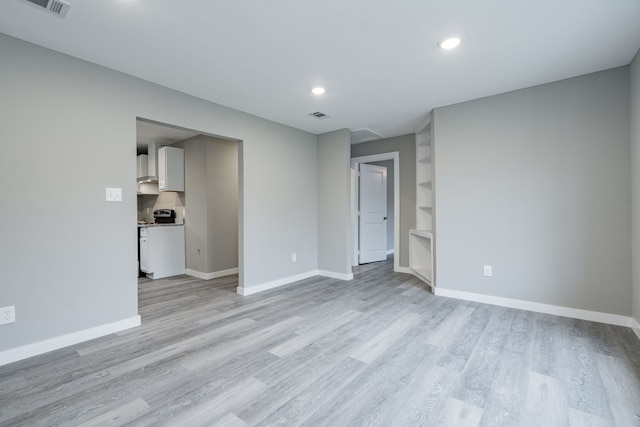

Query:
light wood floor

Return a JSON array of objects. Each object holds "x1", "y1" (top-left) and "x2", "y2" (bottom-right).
[{"x1": 1, "y1": 258, "x2": 640, "y2": 426}]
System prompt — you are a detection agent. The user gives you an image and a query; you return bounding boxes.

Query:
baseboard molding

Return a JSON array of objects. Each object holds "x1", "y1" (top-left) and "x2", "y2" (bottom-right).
[
  {"x1": 433, "y1": 287, "x2": 633, "y2": 328},
  {"x1": 395, "y1": 266, "x2": 412, "y2": 274},
  {"x1": 0, "y1": 315, "x2": 141, "y2": 367},
  {"x1": 237, "y1": 270, "x2": 318, "y2": 296},
  {"x1": 318, "y1": 270, "x2": 354, "y2": 281},
  {"x1": 386, "y1": 249, "x2": 395, "y2": 255},
  {"x1": 145, "y1": 268, "x2": 186, "y2": 280},
  {"x1": 633, "y1": 317, "x2": 640, "y2": 341},
  {"x1": 186, "y1": 267, "x2": 239, "y2": 280},
  {"x1": 237, "y1": 269, "x2": 355, "y2": 296}
]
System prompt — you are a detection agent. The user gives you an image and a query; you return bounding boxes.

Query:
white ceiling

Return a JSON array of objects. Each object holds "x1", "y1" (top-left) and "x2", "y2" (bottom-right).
[
  {"x1": 136, "y1": 120, "x2": 201, "y2": 152},
  {"x1": 1, "y1": 0, "x2": 639, "y2": 140}
]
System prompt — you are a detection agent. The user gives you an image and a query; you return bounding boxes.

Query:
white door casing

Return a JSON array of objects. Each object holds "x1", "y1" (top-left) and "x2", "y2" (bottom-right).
[{"x1": 359, "y1": 163, "x2": 387, "y2": 264}]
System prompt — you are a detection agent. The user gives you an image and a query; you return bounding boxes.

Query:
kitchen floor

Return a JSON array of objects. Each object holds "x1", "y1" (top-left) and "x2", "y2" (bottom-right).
[{"x1": 1, "y1": 259, "x2": 640, "y2": 426}]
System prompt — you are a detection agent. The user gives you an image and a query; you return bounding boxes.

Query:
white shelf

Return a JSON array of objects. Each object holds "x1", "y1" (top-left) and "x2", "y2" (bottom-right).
[
  {"x1": 410, "y1": 229, "x2": 432, "y2": 239},
  {"x1": 412, "y1": 118, "x2": 434, "y2": 287}
]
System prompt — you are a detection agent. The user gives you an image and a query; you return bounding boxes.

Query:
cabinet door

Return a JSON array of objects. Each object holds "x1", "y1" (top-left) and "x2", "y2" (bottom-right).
[
  {"x1": 136, "y1": 154, "x2": 148, "y2": 178},
  {"x1": 158, "y1": 147, "x2": 185, "y2": 192}
]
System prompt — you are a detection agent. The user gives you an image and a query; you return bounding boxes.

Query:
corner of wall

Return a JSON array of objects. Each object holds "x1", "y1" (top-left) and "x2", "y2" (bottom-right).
[{"x1": 630, "y1": 48, "x2": 640, "y2": 329}]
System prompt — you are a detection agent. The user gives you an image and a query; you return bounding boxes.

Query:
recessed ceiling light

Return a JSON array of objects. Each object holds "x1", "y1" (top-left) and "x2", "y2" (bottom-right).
[
  {"x1": 439, "y1": 37, "x2": 461, "y2": 50},
  {"x1": 311, "y1": 87, "x2": 326, "y2": 95}
]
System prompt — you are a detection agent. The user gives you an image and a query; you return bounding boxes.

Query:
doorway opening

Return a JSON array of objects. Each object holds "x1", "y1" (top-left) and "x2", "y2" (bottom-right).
[
  {"x1": 136, "y1": 118, "x2": 242, "y2": 303},
  {"x1": 351, "y1": 152, "x2": 400, "y2": 273}
]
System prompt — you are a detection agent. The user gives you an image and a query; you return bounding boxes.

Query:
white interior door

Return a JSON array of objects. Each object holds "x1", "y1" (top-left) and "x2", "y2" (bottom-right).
[{"x1": 359, "y1": 163, "x2": 387, "y2": 264}]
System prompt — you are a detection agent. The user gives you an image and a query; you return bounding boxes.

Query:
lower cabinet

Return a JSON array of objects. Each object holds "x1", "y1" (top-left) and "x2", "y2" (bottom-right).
[{"x1": 139, "y1": 225, "x2": 185, "y2": 279}]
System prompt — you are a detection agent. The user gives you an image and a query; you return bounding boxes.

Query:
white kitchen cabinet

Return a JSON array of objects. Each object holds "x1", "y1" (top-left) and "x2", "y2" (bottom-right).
[
  {"x1": 139, "y1": 225, "x2": 185, "y2": 279},
  {"x1": 137, "y1": 182, "x2": 159, "y2": 195},
  {"x1": 158, "y1": 146, "x2": 184, "y2": 192},
  {"x1": 136, "y1": 154, "x2": 148, "y2": 178}
]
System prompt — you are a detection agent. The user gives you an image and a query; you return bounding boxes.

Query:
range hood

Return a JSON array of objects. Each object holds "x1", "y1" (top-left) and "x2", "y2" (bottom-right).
[{"x1": 137, "y1": 142, "x2": 160, "y2": 183}]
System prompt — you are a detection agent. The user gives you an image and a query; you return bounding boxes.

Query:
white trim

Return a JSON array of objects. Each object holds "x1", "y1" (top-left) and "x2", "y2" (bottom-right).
[
  {"x1": 386, "y1": 249, "x2": 395, "y2": 255},
  {"x1": 395, "y1": 266, "x2": 412, "y2": 274},
  {"x1": 318, "y1": 270, "x2": 354, "y2": 281},
  {"x1": 351, "y1": 152, "x2": 400, "y2": 273},
  {"x1": 0, "y1": 316, "x2": 141, "y2": 367},
  {"x1": 237, "y1": 270, "x2": 318, "y2": 296},
  {"x1": 633, "y1": 317, "x2": 640, "y2": 341},
  {"x1": 433, "y1": 287, "x2": 633, "y2": 328},
  {"x1": 186, "y1": 267, "x2": 239, "y2": 280},
  {"x1": 236, "y1": 269, "x2": 355, "y2": 296},
  {"x1": 144, "y1": 268, "x2": 186, "y2": 280}
]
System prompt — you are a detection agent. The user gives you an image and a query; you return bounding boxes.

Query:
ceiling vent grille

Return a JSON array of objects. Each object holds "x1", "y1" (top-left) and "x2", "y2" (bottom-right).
[
  {"x1": 17, "y1": 0, "x2": 71, "y2": 18},
  {"x1": 308, "y1": 111, "x2": 331, "y2": 120},
  {"x1": 350, "y1": 128, "x2": 384, "y2": 144}
]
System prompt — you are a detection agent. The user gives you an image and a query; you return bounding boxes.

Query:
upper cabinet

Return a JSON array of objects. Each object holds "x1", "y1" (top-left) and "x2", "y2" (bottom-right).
[
  {"x1": 158, "y1": 146, "x2": 184, "y2": 192},
  {"x1": 136, "y1": 154, "x2": 149, "y2": 179}
]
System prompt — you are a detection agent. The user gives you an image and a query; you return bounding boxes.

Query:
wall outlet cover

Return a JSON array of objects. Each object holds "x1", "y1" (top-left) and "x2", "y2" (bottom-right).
[{"x1": 0, "y1": 306, "x2": 15, "y2": 325}]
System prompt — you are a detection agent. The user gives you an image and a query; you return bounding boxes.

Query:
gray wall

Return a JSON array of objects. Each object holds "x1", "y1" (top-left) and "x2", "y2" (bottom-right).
[
  {"x1": 0, "y1": 34, "x2": 318, "y2": 352},
  {"x1": 369, "y1": 160, "x2": 394, "y2": 252},
  {"x1": 207, "y1": 138, "x2": 239, "y2": 272},
  {"x1": 318, "y1": 129, "x2": 352, "y2": 276},
  {"x1": 351, "y1": 134, "x2": 416, "y2": 268},
  {"x1": 174, "y1": 135, "x2": 239, "y2": 274},
  {"x1": 433, "y1": 67, "x2": 632, "y2": 316},
  {"x1": 631, "y1": 50, "x2": 640, "y2": 326},
  {"x1": 176, "y1": 137, "x2": 208, "y2": 273}
]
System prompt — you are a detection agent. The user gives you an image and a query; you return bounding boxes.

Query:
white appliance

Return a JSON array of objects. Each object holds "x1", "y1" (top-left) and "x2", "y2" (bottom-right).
[{"x1": 139, "y1": 226, "x2": 185, "y2": 279}]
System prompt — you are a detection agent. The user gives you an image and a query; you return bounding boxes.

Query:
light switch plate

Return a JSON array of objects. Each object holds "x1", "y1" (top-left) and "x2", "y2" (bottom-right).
[
  {"x1": 483, "y1": 265, "x2": 492, "y2": 277},
  {"x1": 105, "y1": 187, "x2": 122, "y2": 202}
]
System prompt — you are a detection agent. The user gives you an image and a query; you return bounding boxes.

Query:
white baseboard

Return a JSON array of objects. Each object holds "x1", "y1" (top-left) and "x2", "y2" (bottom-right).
[
  {"x1": 633, "y1": 317, "x2": 640, "y2": 341},
  {"x1": 237, "y1": 269, "x2": 354, "y2": 296},
  {"x1": 145, "y1": 268, "x2": 186, "y2": 280},
  {"x1": 386, "y1": 249, "x2": 395, "y2": 255},
  {"x1": 433, "y1": 287, "x2": 633, "y2": 328},
  {"x1": 395, "y1": 266, "x2": 412, "y2": 274},
  {"x1": 237, "y1": 270, "x2": 318, "y2": 296},
  {"x1": 186, "y1": 267, "x2": 238, "y2": 280},
  {"x1": 318, "y1": 270, "x2": 354, "y2": 281},
  {"x1": 0, "y1": 315, "x2": 141, "y2": 367}
]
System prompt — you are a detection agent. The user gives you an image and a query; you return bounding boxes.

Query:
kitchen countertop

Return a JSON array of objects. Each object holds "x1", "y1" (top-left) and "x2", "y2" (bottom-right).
[{"x1": 137, "y1": 223, "x2": 184, "y2": 227}]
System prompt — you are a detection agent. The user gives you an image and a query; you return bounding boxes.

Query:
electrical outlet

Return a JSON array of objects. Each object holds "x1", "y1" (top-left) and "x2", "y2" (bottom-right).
[
  {"x1": 483, "y1": 265, "x2": 492, "y2": 277},
  {"x1": 0, "y1": 306, "x2": 15, "y2": 325},
  {"x1": 292, "y1": 253, "x2": 297, "y2": 262}
]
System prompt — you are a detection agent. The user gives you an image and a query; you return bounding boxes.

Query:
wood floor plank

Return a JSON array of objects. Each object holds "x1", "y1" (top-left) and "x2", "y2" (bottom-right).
[
  {"x1": 181, "y1": 316, "x2": 304, "y2": 371},
  {"x1": 522, "y1": 372, "x2": 568, "y2": 427},
  {"x1": 269, "y1": 309, "x2": 361, "y2": 357},
  {"x1": 211, "y1": 413, "x2": 248, "y2": 427},
  {"x1": 349, "y1": 311, "x2": 422, "y2": 363},
  {"x1": 157, "y1": 377, "x2": 267, "y2": 427},
  {"x1": 78, "y1": 397, "x2": 151, "y2": 427},
  {"x1": 595, "y1": 354, "x2": 640, "y2": 426}
]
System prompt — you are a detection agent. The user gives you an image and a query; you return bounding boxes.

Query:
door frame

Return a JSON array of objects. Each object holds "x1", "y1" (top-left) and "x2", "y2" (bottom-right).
[{"x1": 350, "y1": 152, "x2": 400, "y2": 273}]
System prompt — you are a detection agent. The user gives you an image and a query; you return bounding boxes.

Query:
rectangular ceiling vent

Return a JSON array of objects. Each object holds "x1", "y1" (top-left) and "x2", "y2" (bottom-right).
[
  {"x1": 350, "y1": 128, "x2": 384, "y2": 144},
  {"x1": 18, "y1": 0, "x2": 71, "y2": 18},
  {"x1": 308, "y1": 111, "x2": 331, "y2": 120}
]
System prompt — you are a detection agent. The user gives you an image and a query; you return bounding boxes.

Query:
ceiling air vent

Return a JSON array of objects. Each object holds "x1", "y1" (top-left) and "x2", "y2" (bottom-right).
[
  {"x1": 308, "y1": 111, "x2": 331, "y2": 120},
  {"x1": 17, "y1": 0, "x2": 71, "y2": 18},
  {"x1": 350, "y1": 128, "x2": 384, "y2": 144}
]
